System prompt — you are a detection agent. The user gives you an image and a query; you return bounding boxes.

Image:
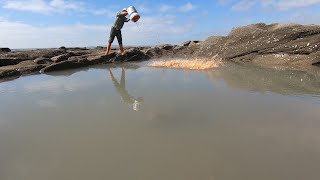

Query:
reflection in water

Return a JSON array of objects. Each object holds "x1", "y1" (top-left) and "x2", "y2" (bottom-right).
[
  {"x1": 108, "y1": 67, "x2": 144, "y2": 111},
  {"x1": 204, "y1": 63, "x2": 320, "y2": 96}
]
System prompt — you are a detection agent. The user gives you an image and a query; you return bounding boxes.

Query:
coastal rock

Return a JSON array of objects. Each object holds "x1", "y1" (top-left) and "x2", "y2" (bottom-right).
[
  {"x1": 59, "y1": 46, "x2": 67, "y2": 50},
  {"x1": 109, "y1": 48, "x2": 149, "y2": 62},
  {"x1": 0, "y1": 48, "x2": 11, "y2": 53},
  {"x1": 87, "y1": 52, "x2": 116, "y2": 64},
  {"x1": 33, "y1": 57, "x2": 52, "y2": 64},
  {"x1": 144, "y1": 47, "x2": 162, "y2": 57},
  {"x1": 157, "y1": 44, "x2": 173, "y2": 51},
  {"x1": 0, "y1": 69, "x2": 20, "y2": 79},
  {"x1": 15, "y1": 60, "x2": 46, "y2": 74},
  {"x1": 28, "y1": 49, "x2": 67, "y2": 59},
  {"x1": 182, "y1": 41, "x2": 192, "y2": 47},
  {"x1": 0, "y1": 58, "x2": 25, "y2": 67},
  {"x1": 40, "y1": 61, "x2": 87, "y2": 73},
  {"x1": 194, "y1": 23, "x2": 320, "y2": 67},
  {"x1": 51, "y1": 53, "x2": 76, "y2": 63}
]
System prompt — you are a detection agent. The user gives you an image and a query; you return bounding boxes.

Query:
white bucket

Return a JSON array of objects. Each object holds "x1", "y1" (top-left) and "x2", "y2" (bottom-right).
[{"x1": 127, "y1": 6, "x2": 140, "y2": 22}]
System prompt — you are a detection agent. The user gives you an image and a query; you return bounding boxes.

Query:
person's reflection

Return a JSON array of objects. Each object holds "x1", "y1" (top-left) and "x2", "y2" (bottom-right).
[{"x1": 108, "y1": 67, "x2": 144, "y2": 111}]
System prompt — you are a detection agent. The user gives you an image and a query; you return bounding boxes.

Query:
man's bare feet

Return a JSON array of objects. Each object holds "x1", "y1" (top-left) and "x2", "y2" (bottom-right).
[{"x1": 118, "y1": 51, "x2": 125, "y2": 56}]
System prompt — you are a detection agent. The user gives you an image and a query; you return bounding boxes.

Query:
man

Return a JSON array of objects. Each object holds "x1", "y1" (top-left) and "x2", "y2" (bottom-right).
[{"x1": 105, "y1": 8, "x2": 130, "y2": 56}]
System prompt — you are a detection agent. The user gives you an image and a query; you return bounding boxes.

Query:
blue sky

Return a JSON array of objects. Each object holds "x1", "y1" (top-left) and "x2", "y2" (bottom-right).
[{"x1": 0, "y1": 0, "x2": 320, "y2": 48}]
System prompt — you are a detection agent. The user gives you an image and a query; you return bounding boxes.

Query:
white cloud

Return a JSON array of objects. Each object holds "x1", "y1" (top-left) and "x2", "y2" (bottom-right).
[
  {"x1": 49, "y1": 0, "x2": 83, "y2": 11},
  {"x1": 276, "y1": 0, "x2": 320, "y2": 10},
  {"x1": 1, "y1": 0, "x2": 114, "y2": 16},
  {"x1": 159, "y1": 4, "x2": 174, "y2": 13},
  {"x1": 232, "y1": 0, "x2": 257, "y2": 11},
  {"x1": 3, "y1": 0, "x2": 52, "y2": 14},
  {"x1": 179, "y1": 2, "x2": 196, "y2": 12},
  {"x1": 0, "y1": 16, "x2": 194, "y2": 48},
  {"x1": 231, "y1": 0, "x2": 320, "y2": 11}
]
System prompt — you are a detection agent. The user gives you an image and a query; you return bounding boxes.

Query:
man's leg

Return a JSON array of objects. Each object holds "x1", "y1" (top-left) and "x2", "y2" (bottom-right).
[
  {"x1": 116, "y1": 30, "x2": 125, "y2": 55},
  {"x1": 105, "y1": 42, "x2": 112, "y2": 55},
  {"x1": 106, "y1": 27, "x2": 116, "y2": 55}
]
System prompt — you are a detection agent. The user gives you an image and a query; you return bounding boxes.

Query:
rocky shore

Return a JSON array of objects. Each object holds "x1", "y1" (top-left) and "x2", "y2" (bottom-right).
[{"x1": 1, "y1": 23, "x2": 319, "y2": 81}]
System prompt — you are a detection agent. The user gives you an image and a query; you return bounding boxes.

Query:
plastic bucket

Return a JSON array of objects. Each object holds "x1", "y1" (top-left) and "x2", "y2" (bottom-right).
[{"x1": 127, "y1": 6, "x2": 140, "y2": 22}]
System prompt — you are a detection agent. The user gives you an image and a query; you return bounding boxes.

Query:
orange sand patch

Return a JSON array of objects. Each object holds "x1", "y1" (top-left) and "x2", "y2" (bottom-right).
[{"x1": 148, "y1": 58, "x2": 223, "y2": 70}]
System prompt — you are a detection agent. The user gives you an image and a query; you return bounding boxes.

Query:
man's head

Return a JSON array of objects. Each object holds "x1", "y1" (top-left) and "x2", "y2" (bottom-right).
[{"x1": 122, "y1": 8, "x2": 127, "y2": 12}]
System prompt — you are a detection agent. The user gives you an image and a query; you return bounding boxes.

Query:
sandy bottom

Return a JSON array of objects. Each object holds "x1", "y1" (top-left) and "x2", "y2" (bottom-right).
[{"x1": 147, "y1": 58, "x2": 223, "y2": 70}]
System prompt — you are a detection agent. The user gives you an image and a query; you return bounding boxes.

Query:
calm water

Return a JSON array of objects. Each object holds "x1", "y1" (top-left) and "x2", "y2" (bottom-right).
[{"x1": 1, "y1": 62, "x2": 320, "y2": 180}]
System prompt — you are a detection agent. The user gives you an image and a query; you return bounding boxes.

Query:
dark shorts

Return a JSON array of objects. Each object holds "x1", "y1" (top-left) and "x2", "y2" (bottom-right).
[{"x1": 108, "y1": 26, "x2": 122, "y2": 45}]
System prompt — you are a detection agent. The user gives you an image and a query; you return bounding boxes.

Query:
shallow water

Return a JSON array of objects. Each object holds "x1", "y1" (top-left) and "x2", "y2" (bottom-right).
[{"x1": 1, "y1": 62, "x2": 320, "y2": 180}]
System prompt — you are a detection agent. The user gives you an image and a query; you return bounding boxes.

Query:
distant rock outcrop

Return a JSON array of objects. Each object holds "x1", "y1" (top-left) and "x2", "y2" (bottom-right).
[{"x1": 0, "y1": 48, "x2": 11, "y2": 53}]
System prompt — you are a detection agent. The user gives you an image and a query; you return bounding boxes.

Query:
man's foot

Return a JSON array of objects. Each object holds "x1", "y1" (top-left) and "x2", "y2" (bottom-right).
[{"x1": 118, "y1": 51, "x2": 125, "y2": 56}]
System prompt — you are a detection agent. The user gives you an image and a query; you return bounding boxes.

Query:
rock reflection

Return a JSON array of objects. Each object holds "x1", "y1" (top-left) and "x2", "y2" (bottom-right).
[
  {"x1": 205, "y1": 63, "x2": 320, "y2": 96},
  {"x1": 108, "y1": 67, "x2": 144, "y2": 111}
]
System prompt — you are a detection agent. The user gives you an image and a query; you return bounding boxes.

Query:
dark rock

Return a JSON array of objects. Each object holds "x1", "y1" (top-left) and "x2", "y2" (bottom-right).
[
  {"x1": 110, "y1": 48, "x2": 149, "y2": 62},
  {"x1": 145, "y1": 47, "x2": 162, "y2": 57},
  {"x1": 0, "y1": 48, "x2": 11, "y2": 53},
  {"x1": 96, "y1": 46, "x2": 104, "y2": 49},
  {"x1": 182, "y1": 41, "x2": 192, "y2": 47},
  {"x1": 17, "y1": 65, "x2": 46, "y2": 74},
  {"x1": 59, "y1": 46, "x2": 67, "y2": 50},
  {"x1": 33, "y1": 57, "x2": 52, "y2": 64},
  {"x1": 68, "y1": 55, "x2": 88, "y2": 62},
  {"x1": 157, "y1": 44, "x2": 173, "y2": 51},
  {"x1": 40, "y1": 61, "x2": 87, "y2": 73},
  {"x1": 17, "y1": 49, "x2": 67, "y2": 59},
  {"x1": 0, "y1": 58, "x2": 24, "y2": 67},
  {"x1": 0, "y1": 69, "x2": 20, "y2": 78},
  {"x1": 173, "y1": 45, "x2": 185, "y2": 51},
  {"x1": 51, "y1": 53, "x2": 76, "y2": 63},
  {"x1": 188, "y1": 41, "x2": 201, "y2": 48},
  {"x1": 87, "y1": 52, "x2": 116, "y2": 64}
]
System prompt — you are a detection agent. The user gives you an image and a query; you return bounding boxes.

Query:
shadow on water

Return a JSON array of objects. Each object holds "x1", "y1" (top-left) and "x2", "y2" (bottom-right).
[{"x1": 205, "y1": 62, "x2": 320, "y2": 96}]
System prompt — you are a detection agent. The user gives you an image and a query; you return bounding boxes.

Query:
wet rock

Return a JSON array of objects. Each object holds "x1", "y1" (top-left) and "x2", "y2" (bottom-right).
[
  {"x1": 144, "y1": 47, "x2": 162, "y2": 57},
  {"x1": 30, "y1": 49, "x2": 67, "y2": 59},
  {"x1": 0, "y1": 48, "x2": 11, "y2": 53},
  {"x1": 68, "y1": 55, "x2": 88, "y2": 62},
  {"x1": 173, "y1": 45, "x2": 185, "y2": 51},
  {"x1": 40, "y1": 61, "x2": 87, "y2": 73},
  {"x1": 0, "y1": 58, "x2": 24, "y2": 67},
  {"x1": 87, "y1": 52, "x2": 116, "y2": 64},
  {"x1": 110, "y1": 48, "x2": 149, "y2": 62},
  {"x1": 0, "y1": 69, "x2": 20, "y2": 78},
  {"x1": 33, "y1": 57, "x2": 52, "y2": 64},
  {"x1": 51, "y1": 52, "x2": 76, "y2": 63},
  {"x1": 157, "y1": 44, "x2": 173, "y2": 51}
]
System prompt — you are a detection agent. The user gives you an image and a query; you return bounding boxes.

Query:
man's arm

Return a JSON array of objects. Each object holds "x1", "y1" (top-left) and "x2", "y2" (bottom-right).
[
  {"x1": 117, "y1": 11, "x2": 128, "y2": 17},
  {"x1": 125, "y1": 18, "x2": 130, "y2": 22}
]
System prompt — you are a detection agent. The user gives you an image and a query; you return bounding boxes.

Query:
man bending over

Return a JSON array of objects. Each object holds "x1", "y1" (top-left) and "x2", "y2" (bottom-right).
[{"x1": 106, "y1": 8, "x2": 130, "y2": 56}]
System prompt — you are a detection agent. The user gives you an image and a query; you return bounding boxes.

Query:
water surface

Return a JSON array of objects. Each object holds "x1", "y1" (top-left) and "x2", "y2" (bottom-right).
[{"x1": 1, "y1": 62, "x2": 320, "y2": 180}]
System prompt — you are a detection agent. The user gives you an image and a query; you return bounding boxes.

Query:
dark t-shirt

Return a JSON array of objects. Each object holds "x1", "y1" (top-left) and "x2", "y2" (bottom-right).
[{"x1": 113, "y1": 12, "x2": 130, "y2": 30}]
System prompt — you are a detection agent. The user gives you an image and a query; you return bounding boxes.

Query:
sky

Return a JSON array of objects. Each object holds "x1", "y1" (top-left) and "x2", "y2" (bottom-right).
[{"x1": 0, "y1": 0, "x2": 320, "y2": 48}]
